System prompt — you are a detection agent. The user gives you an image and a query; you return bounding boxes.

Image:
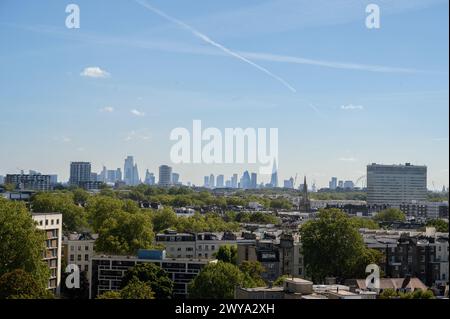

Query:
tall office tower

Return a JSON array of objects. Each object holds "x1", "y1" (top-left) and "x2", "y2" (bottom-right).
[
  {"x1": 90, "y1": 173, "x2": 98, "y2": 182},
  {"x1": 69, "y1": 162, "x2": 91, "y2": 186},
  {"x1": 98, "y1": 166, "x2": 107, "y2": 183},
  {"x1": 367, "y1": 163, "x2": 427, "y2": 207},
  {"x1": 250, "y1": 173, "x2": 257, "y2": 189},
  {"x1": 269, "y1": 160, "x2": 278, "y2": 188},
  {"x1": 172, "y1": 173, "x2": 180, "y2": 185},
  {"x1": 225, "y1": 180, "x2": 231, "y2": 188},
  {"x1": 144, "y1": 170, "x2": 156, "y2": 185},
  {"x1": 116, "y1": 168, "x2": 122, "y2": 182},
  {"x1": 6, "y1": 174, "x2": 52, "y2": 191},
  {"x1": 49, "y1": 175, "x2": 58, "y2": 186},
  {"x1": 204, "y1": 176, "x2": 210, "y2": 188},
  {"x1": 209, "y1": 174, "x2": 215, "y2": 189},
  {"x1": 132, "y1": 164, "x2": 140, "y2": 185},
  {"x1": 240, "y1": 171, "x2": 251, "y2": 189},
  {"x1": 216, "y1": 175, "x2": 225, "y2": 188},
  {"x1": 231, "y1": 174, "x2": 238, "y2": 188},
  {"x1": 0, "y1": 175, "x2": 4, "y2": 184},
  {"x1": 158, "y1": 165, "x2": 173, "y2": 187},
  {"x1": 32, "y1": 213, "x2": 63, "y2": 295},
  {"x1": 344, "y1": 180, "x2": 354, "y2": 189},
  {"x1": 329, "y1": 177, "x2": 338, "y2": 190},
  {"x1": 284, "y1": 178, "x2": 294, "y2": 189},
  {"x1": 124, "y1": 157, "x2": 140, "y2": 186},
  {"x1": 338, "y1": 180, "x2": 344, "y2": 188}
]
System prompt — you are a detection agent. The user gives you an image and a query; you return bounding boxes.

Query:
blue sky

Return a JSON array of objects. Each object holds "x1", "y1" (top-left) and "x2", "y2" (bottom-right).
[{"x1": 0, "y1": 0, "x2": 448, "y2": 188}]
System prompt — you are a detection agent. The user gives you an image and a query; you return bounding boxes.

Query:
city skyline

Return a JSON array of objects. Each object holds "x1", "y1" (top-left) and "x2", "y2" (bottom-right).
[{"x1": 0, "y1": 0, "x2": 448, "y2": 188}]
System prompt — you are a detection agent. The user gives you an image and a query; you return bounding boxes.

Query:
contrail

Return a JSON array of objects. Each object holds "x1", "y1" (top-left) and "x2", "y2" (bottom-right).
[{"x1": 135, "y1": 0, "x2": 297, "y2": 93}]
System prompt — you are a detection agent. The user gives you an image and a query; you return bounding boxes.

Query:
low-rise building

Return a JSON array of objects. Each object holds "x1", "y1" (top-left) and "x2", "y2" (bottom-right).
[
  {"x1": 62, "y1": 233, "x2": 96, "y2": 282},
  {"x1": 155, "y1": 230, "x2": 239, "y2": 259},
  {"x1": 89, "y1": 251, "x2": 213, "y2": 299}
]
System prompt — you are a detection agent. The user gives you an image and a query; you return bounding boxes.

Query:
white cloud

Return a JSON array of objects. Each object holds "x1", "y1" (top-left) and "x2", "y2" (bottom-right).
[
  {"x1": 80, "y1": 66, "x2": 110, "y2": 78},
  {"x1": 341, "y1": 104, "x2": 364, "y2": 110},
  {"x1": 339, "y1": 157, "x2": 358, "y2": 162},
  {"x1": 53, "y1": 136, "x2": 71, "y2": 143},
  {"x1": 130, "y1": 109, "x2": 145, "y2": 117},
  {"x1": 124, "y1": 129, "x2": 151, "y2": 141},
  {"x1": 100, "y1": 106, "x2": 114, "y2": 113}
]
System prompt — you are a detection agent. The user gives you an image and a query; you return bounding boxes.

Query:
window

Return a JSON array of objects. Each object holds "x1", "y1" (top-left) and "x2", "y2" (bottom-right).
[
  {"x1": 85, "y1": 246, "x2": 89, "y2": 251},
  {"x1": 56, "y1": 219, "x2": 59, "y2": 225},
  {"x1": 45, "y1": 219, "x2": 48, "y2": 226},
  {"x1": 77, "y1": 255, "x2": 82, "y2": 261},
  {"x1": 39, "y1": 221, "x2": 43, "y2": 226},
  {"x1": 198, "y1": 245, "x2": 202, "y2": 251},
  {"x1": 70, "y1": 246, "x2": 75, "y2": 251},
  {"x1": 70, "y1": 255, "x2": 75, "y2": 262},
  {"x1": 211, "y1": 245, "x2": 215, "y2": 251},
  {"x1": 78, "y1": 246, "x2": 81, "y2": 251},
  {"x1": 51, "y1": 219, "x2": 54, "y2": 225},
  {"x1": 85, "y1": 254, "x2": 89, "y2": 261},
  {"x1": 85, "y1": 265, "x2": 89, "y2": 272}
]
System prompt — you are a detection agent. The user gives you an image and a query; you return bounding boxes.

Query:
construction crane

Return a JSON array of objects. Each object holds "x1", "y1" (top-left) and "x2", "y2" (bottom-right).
[{"x1": 355, "y1": 175, "x2": 366, "y2": 189}]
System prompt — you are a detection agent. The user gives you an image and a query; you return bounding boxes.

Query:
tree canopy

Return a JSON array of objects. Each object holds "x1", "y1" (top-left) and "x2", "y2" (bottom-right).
[
  {"x1": 300, "y1": 209, "x2": 382, "y2": 282},
  {"x1": 373, "y1": 208, "x2": 406, "y2": 222}
]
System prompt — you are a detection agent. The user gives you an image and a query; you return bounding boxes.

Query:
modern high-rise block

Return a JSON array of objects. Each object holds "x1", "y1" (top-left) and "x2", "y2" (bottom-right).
[
  {"x1": 250, "y1": 173, "x2": 257, "y2": 189},
  {"x1": 124, "y1": 156, "x2": 140, "y2": 186},
  {"x1": 69, "y1": 162, "x2": 92, "y2": 186},
  {"x1": 209, "y1": 174, "x2": 215, "y2": 188},
  {"x1": 270, "y1": 160, "x2": 278, "y2": 188},
  {"x1": 367, "y1": 163, "x2": 427, "y2": 207},
  {"x1": 231, "y1": 174, "x2": 238, "y2": 189},
  {"x1": 32, "y1": 213, "x2": 63, "y2": 295},
  {"x1": 6, "y1": 174, "x2": 52, "y2": 191},
  {"x1": 158, "y1": 165, "x2": 172, "y2": 187},
  {"x1": 203, "y1": 176, "x2": 210, "y2": 188},
  {"x1": 144, "y1": 170, "x2": 156, "y2": 185},
  {"x1": 172, "y1": 172, "x2": 180, "y2": 185},
  {"x1": 216, "y1": 175, "x2": 224, "y2": 188},
  {"x1": 329, "y1": 177, "x2": 338, "y2": 190}
]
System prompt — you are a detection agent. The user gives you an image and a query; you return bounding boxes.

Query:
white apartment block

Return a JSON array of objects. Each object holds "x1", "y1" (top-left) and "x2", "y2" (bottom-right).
[
  {"x1": 32, "y1": 213, "x2": 63, "y2": 295},
  {"x1": 367, "y1": 163, "x2": 427, "y2": 207},
  {"x1": 62, "y1": 233, "x2": 96, "y2": 282},
  {"x1": 155, "y1": 231, "x2": 238, "y2": 259}
]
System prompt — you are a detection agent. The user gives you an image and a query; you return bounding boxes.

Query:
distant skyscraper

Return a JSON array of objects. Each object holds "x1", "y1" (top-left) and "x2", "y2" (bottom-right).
[
  {"x1": 329, "y1": 177, "x2": 338, "y2": 190},
  {"x1": 0, "y1": 175, "x2": 4, "y2": 185},
  {"x1": 144, "y1": 170, "x2": 156, "y2": 185},
  {"x1": 158, "y1": 165, "x2": 173, "y2": 187},
  {"x1": 124, "y1": 156, "x2": 140, "y2": 186},
  {"x1": 209, "y1": 174, "x2": 215, "y2": 188},
  {"x1": 344, "y1": 180, "x2": 354, "y2": 189},
  {"x1": 204, "y1": 176, "x2": 210, "y2": 188},
  {"x1": 225, "y1": 180, "x2": 231, "y2": 188},
  {"x1": 231, "y1": 174, "x2": 238, "y2": 188},
  {"x1": 99, "y1": 166, "x2": 107, "y2": 183},
  {"x1": 284, "y1": 177, "x2": 294, "y2": 189},
  {"x1": 240, "y1": 171, "x2": 251, "y2": 189},
  {"x1": 216, "y1": 175, "x2": 224, "y2": 188},
  {"x1": 49, "y1": 175, "x2": 58, "y2": 186},
  {"x1": 367, "y1": 163, "x2": 427, "y2": 207},
  {"x1": 69, "y1": 162, "x2": 91, "y2": 186},
  {"x1": 269, "y1": 160, "x2": 278, "y2": 188},
  {"x1": 250, "y1": 173, "x2": 257, "y2": 189},
  {"x1": 172, "y1": 172, "x2": 180, "y2": 185}
]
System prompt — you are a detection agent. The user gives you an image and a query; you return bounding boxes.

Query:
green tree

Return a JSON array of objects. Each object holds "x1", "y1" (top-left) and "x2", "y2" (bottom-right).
[
  {"x1": 373, "y1": 208, "x2": 406, "y2": 222},
  {"x1": 151, "y1": 208, "x2": 178, "y2": 233},
  {"x1": 72, "y1": 188, "x2": 89, "y2": 205},
  {"x1": 378, "y1": 288, "x2": 398, "y2": 299},
  {"x1": 0, "y1": 269, "x2": 53, "y2": 299},
  {"x1": 188, "y1": 262, "x2": 245, "y2": 299},
  {"x1": 120, "y1": 278, "x2": 155, "y2": 299},
  {"x1": 121, "y1": 263, "x2": 173, "y2": 299},
  {"x1": 239, "y1": 261, "x2": 266, "y2": 287},
  {"x1": 270, "y1": 198, "x2": 292, "y2": 210},
  {"x1": 425, "y1": 219, "x2": 449, "y2": 233},
  {"x1": 214, "y1": 245, "x2": 238, "y2": 264},
  {"x1": 95, "y1": 211, "x2": 154, "y2": 255},
  {"x1": 97, "y1": 291, "x2": 122, "y2": 299},
  {"x1": 86, "y1": 195, "x2": 125, "y2": 231},
  {"x1": 0, "y1": 198, "x2": 50, "y2": 290},
  {"x1": 32, "y1": 192, "x2": 88, "y2": 232},
  {"x1": 300, "y1": 209, "x2": 381, "y2": 282},
  {"x1": 273, "y1": 275, "x2": 288, "y2": 286},
  {"x1": 350, "y1": 217, "x2": 379, "y2": 230}
]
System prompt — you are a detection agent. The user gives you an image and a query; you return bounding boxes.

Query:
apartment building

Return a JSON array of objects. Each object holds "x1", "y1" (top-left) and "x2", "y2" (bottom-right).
[
  {"x1": 237, "y1": 233, "x2": 304, "y2": 282},
  {"x1": 32, "y1": 213, "x2": 63, "y2": 295},
  {"x1": 155, "y1": 230, "x2": 239, "y2": 259},
  {"x1": 62, "y1": 233, "x2": 96, "y2": 282},
  {"x1": 361, "y1": 228, "x2": 449, "y2": 292},
  {"x1": 367, "y1": 163, "x2": 427, "y2": 207},
  {"x1": 89, "y1": 251, "x2": 212, "y2": 299},
  {"x1": 6, "y1": 174, "x2": 52, "y2": 191}
]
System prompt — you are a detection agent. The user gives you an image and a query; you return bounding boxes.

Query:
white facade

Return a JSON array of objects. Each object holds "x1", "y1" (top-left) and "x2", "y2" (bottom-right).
[
  {"x1": 63, "y1": 234, "x2": 96, "y2": 282},
  {"x1": 32, "y1": 213, "x2": 63, "y2": 295}
]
